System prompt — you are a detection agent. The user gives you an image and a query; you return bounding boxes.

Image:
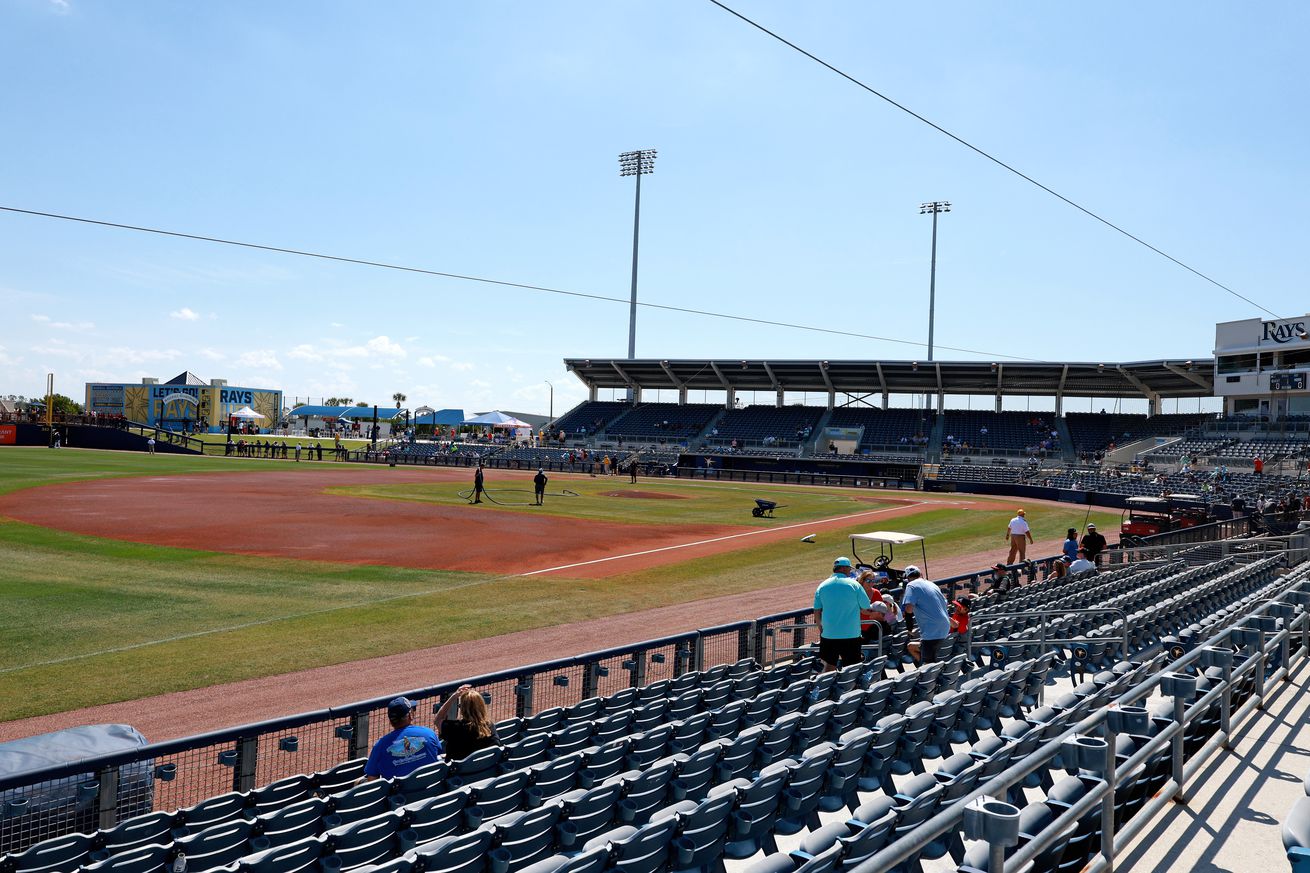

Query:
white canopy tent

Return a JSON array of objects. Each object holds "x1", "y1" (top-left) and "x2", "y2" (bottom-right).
[
  {"x1": 464, "y1": 410, "x2": 532, "y2": 429},
  {"x1": 229, "y1": 406, "x2": 265, "y2": 420}
]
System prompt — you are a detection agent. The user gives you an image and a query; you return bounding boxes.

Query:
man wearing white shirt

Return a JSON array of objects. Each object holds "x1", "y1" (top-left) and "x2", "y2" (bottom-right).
[
  {"x1": 1068, "y1": 548, "x2": 1096, "y2": 574},
  {"x1": 1005, "y1": 509, "x2": 1033, "y2": 564}
]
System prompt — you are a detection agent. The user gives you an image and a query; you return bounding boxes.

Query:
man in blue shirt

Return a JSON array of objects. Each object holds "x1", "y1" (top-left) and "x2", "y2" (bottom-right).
[
  {"x1": 900, "y1": 565, "x2": 951, "y2": 663},
  {"x1": 813, "y1": 557, "x2": 872, "y2": 671},
  {"x1": 364, "y1": 697, "x2": 443, "y2": 780}
]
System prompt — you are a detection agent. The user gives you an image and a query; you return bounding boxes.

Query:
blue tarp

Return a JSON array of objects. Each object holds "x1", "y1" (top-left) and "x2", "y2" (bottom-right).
[
  {"x1": 287, "y1": 405, "x2": 354, "y2": 418},
  {"x1": 413, "y1": 408, "x2": 465, "y2": 426},
  {"x1": 339, "y1": 407, "x2": 406, "y2": 420}
]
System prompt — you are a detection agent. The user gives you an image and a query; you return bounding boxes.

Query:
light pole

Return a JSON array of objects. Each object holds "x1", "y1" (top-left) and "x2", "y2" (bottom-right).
[
  {"x1": 619, "y1": 149, "x2": 657, "y2": 360},
  {"x1": 919, "y1": 201, "x2": 951, "y2": 362},
  {"x1": 544, "y1": 380, "x2": 554, "y2": 423}
]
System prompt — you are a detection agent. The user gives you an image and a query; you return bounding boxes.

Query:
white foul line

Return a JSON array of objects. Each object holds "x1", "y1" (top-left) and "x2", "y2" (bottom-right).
[{"x1": 517, "y1": 501, "x2": 928, "y2": 577}]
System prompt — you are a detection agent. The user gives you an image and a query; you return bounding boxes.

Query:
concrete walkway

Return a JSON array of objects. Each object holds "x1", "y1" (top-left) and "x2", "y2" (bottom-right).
[{"x1": 1116, "y1": 656, "x2": 1310, "y2": 872}]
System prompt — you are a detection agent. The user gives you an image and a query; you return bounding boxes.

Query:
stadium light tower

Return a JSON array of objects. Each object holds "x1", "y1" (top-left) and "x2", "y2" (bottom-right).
[
  {"x1": 619, "y1": 149, "x2": 657, "y2": 360},
  {"x1": 919, "y1": 201, "x2": 951, "y2": 362}
]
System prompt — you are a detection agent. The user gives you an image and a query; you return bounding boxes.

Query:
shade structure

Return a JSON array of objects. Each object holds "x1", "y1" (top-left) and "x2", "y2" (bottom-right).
[
  {"x1": 463, "y1": 410, "x2": 532, "y2": 429},
  {"x1": 229, "y1": 406, "x2": 265, "y2": 420}
]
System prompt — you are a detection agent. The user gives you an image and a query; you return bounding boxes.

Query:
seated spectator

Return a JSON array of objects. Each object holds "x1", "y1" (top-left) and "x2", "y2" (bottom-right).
[
  {"x1": 1069, "y1": 549, "x2": 1096, "y2": 574},
  {"x1": 364, "y1": 697, "x2": 442, "y2": 780},
  {"x1": 988, "y1": 562, "x2": 1014, "y2": 595},
  {"x1": 435, "y1": 684, "x2": 499, "y2": 761},
  {"x1": 949, "y1": 595, "x2": 972, "y2": 637}
]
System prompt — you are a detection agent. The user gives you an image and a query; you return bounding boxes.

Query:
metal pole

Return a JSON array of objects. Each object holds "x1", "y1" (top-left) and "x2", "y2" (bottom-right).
[
  {"x1": 928, "y1": 208, "x2": 938, "y2": 362},
  {"x1": 627, "y1": 170, "x2": 642, "y2": 361},
  {"x1": 545, "y1": 381, "x2": 554, "y2": 423}
]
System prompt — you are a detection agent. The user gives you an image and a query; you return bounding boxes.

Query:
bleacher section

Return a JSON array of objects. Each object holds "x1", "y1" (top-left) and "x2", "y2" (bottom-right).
[
  {"x1": 605, "y1": 404, "x2": 720, "y2": 441},
  {"x1": 1065, "y1": 412, "x2": 1211, "y2": 455},
  {"x1": 705, "y1": 406, "x2": 824, "y2": 450},
  {"x1": 942, "y1": 411, "x2": 1060, "y2": 456},
  {"x1": 938, "y1": 464, "x2": 1024, "y2": 485},
  {"x1": 824, "y1": 408, "x2": 931, "y2": 454},
  {"x1": 551, "y1": 402, "x2": 631, "y2": 439},
  {"x1": 8, "y1": 546, "x2": 1305, "y2": 873}
]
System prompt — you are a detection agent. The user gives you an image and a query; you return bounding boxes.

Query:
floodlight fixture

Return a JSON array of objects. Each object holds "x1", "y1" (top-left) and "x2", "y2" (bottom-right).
[
  {"x1": 618, "y1": 149, "x2": 657, "y2": 176},
  {"x1": 619, "y1": 149, "x2": 658, "y2": 369},
  {"x1": 920, "y1": 201, "x2": 952, "y2": 361}
]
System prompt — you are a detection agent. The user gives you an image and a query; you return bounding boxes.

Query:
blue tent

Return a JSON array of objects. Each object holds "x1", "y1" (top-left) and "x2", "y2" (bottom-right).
[{"x1": 412, "y1": 408, "x2": 464, "y2": 426}]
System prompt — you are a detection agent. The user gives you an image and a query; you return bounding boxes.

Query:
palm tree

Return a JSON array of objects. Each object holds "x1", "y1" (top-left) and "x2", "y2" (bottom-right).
[{"x1": 392, "y1": 392, "x2": 407, "y2": 407}]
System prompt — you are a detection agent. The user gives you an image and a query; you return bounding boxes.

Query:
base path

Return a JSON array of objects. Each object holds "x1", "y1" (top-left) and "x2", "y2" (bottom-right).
[{"x1": 0, "y1": 530, "x2": 1073, "y2": 743}]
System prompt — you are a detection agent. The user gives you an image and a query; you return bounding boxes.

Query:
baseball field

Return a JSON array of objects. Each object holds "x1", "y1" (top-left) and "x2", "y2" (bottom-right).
[{"x1": 0, "y1": 447, "x2": 1120, "y2": 738}]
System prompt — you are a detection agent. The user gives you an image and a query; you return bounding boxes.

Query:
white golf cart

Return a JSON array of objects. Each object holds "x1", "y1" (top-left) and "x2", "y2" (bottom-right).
[{"x1": 849, "y1": 530, "x2": 928, "y2": 589}]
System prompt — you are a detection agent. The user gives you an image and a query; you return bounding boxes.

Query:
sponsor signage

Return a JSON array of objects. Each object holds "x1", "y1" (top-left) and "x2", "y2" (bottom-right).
[{"x1": 0, "y1": 425, "x2": 14, "y2": 445}]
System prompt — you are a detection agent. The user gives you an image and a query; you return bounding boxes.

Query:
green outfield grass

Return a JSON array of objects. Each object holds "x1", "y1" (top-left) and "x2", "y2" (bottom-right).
[
  {"x1": 328, "y1": 478, "x2": 897, "y2": 526},
  {"x1": 0, "y1": 447, "x2": 1120, "y2": 721}
]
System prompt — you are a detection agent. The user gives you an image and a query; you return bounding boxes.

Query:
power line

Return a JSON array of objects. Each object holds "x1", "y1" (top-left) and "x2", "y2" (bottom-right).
[
  {"x1": 707, "y1": 0, "x2": 1281, "y2": 320},
  {"x1": 0, "y1": 204, "x2": 1044, "y2": 361}
]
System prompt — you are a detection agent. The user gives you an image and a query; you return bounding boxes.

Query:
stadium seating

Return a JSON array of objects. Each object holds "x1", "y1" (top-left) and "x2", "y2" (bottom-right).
[
  {"x1": 936, "y1": 464, "x2": 1023, "y2": 485},
  {"x1": 604, "y1": 404, "x2": 721, "y2": 441},
  {"x1": 1065, "y1": 412, "x2": 1211, "y2": 455},
  {"x1": 551, "y1": 403, "x2": 632, "y2": 439},
  {"x1": 5, "y1": 542, "x2": 1306, "y2": 873},
  {"x1": 824, "y1": 409, "x2": 932, "y2": 455},
  {"x1": 705, "y1": 406, "x2": 825, "y2": 450},
  {"x1": 941, "y1": 411, "x2": 1059, "y2": 456}
]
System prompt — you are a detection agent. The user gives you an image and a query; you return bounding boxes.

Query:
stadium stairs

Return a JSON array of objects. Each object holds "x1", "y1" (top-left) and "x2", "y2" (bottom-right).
[{"x1": 6, "y1": 541, "x2": 1308, "y2": 873}]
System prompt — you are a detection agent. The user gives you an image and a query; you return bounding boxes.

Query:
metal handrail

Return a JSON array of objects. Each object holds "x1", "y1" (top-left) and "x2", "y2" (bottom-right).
[{"x1": 851, "y1": 571, "x2": 1310, "y2": 873}]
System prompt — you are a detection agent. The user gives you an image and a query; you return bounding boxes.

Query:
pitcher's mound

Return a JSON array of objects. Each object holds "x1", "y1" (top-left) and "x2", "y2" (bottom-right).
[{"x1": 602, "y1": 490, "x2": 689, "y2": 500}]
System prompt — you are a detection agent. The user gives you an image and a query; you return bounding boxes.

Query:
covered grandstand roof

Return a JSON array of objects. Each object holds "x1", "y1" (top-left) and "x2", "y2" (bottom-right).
[{"x1": 562, "y1": 358, "x2": 1215, "y2": 399}]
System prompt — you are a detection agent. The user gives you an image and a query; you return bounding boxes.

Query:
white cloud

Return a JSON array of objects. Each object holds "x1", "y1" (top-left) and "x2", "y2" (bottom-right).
[
  {"x1": 0, "y1": 345, "x2": 18, "y2": 366},
  {"x1": 48, "y1": 0, "x2": 70, "y2": 14},
  {"x1": 451, "y1": 362, "x2": 475, "y2": 372},
  {"x1": 236, "y1": 349, "x2": 283, "y2": 371},
  {"x1": 170, "y1": 307, "x2": 200, "y2": 321},
  {"x1": 337, "y1": 335, "x2": 407, "y2": 359},
  {"x1": 199, "y1": 347, "x2": 226, "y2": 362},
  {"x1": 288, "y1": 344, "x2": 323, "y2": 363},
  {"x1": 31, "y1": 314, "x2": 94, "y2": 332},
  {"x1": 418, "y1": 354, "x2": 451, "y2": 367}
]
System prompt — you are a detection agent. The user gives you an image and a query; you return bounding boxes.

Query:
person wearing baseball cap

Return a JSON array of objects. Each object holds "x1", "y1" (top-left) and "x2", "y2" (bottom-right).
[
  {"x1": 813, "y1": 557, "x2": 872, "y2": 671},
  {"x1": 363, "y1": 696, "x2": 443, "y2": 780},
  {"x1": 1080, "y1": 522, "x2": 1108, "y2": 566},
  {"x1": 900, "y1": 564, "x2": 951, "y2": 664},
  {"x1": 1005, "y1": 509, "x2": 1034, "y2": 564}
]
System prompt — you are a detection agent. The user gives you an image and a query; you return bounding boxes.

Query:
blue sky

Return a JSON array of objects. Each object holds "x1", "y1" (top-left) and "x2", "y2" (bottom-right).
[{"x1": 1, "y1": 0, "x2": 1306, "y2": 416}]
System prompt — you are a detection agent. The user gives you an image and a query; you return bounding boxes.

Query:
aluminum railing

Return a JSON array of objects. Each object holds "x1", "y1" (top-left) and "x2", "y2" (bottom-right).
[{"x1": 850, "y1": 568, "x2": 1310, "y2": 873}]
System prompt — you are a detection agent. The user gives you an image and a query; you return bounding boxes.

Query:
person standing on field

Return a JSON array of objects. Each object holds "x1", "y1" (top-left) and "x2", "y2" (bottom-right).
[
  {"x1": 1005, "y1": 509, "x2": 1033, "y2": 563},
  {"x1": 533, "y1": 468, "x2": 548, "y2": 505},
  {"x1": 473, "y1": 464, "x2": 485, "y2": 504}
]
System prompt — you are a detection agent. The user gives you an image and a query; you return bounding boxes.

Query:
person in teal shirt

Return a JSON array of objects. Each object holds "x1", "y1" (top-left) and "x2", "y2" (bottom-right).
[{"x1": 813, "y1": 557, "x2": 872, "y2": 670}]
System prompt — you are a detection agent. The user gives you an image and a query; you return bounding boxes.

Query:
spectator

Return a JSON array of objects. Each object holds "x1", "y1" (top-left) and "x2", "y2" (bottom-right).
[
  {"x1": 363, "y1": 697, "x2": 442, "y2": 780},
  {"x1": 1005, "y1": 509, "x2": 1034, "y2": 563},
  {"x1": 901, "y1": 565, "x2": 950, "y2": 664},
  {"x1": 1069, "y1": 549, "x2": 1096, "y2": 574},
  {"x1": 949, "y1": 594, "x2": 973, "y2": 638},
  {"x1": 987, "y1": 562, "x2": 1014, "y2": 595},
  {"x1": 434, "y1": 684, "x2": 499, "y2": 761},
  {"x1": 1062, "y1": 528, "x2": 1079, "y2": 561},
  {"x1": 813, "y1": 557, "x2": 872, "y2": 671},
  {"x1": 1052, "y1": 555, "x2": 1070, "y2": 578},
  {"x1": 1080, "y1": 523, "x2": 1108, "y2": 565},
  {"x1": 856, "y1": 569, "x2": 898, "y2": 645}
]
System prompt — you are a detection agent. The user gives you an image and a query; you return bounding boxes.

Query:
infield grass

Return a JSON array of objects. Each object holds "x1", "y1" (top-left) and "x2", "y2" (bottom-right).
[{"x1": 0, "y1": 448, "x2": 1119, "y2": 721}]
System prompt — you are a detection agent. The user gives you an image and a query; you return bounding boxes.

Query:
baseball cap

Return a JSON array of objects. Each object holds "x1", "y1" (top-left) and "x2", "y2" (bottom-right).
[
  {"x1": 833, "y1": 557, "x2": 853, "y2": 568},
  {"x1": 1087, "y1": 523, "x2": 1097, "y2": 529},
  {"x1": 387, "y1": 697, "x2": 418, "y2": 719},
  {"x1": 904, "y1": 565, "x2": 921, "y2": 578},
  {"x1": 1060, "y1": 555, "x2": 1071, "y2": 563},
  {"x1": 1017, "y1": 509, "x2": 1026, "y2": 515}
]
